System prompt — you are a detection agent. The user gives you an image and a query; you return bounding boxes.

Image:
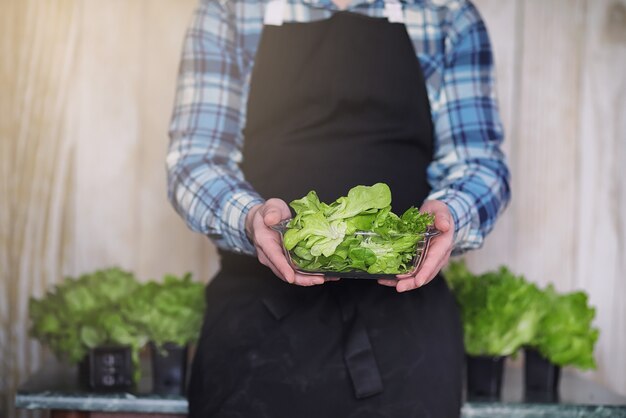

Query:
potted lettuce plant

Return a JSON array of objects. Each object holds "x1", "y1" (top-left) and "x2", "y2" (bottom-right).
[
  {"x1": 122, "y1": 273, "x2": 205, "y2": 395},
  {"x1": 445, "y1": 261, "x2": 547, "y2": 400},
  {"x1": 29, "y1": 268, "x2": 146, "y2": 389},
  {"x1": 524, "y1": 286, "x2": 599, "y2": 401}
]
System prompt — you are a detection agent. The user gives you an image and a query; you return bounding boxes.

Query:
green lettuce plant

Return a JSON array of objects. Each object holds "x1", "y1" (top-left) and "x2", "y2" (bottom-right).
[
  {"x1": 446, "y1": 261, "x2": 599, "y2": 369},
  {"x1": 284, "y1": 183, "x2": 434, "y2": 274},
  {"x1": 122, "y1": 273, "x2": 206, "y2": 350},
  {"x1": 29, "y1": 268, "x2": 146, "y2": 374},
  {"x1": 445, "y1": 261, "x2": 547, "y2": 357},
  {"x1": 30, "y1": 269, "x2": 207, "y2": 382},
  {"x1": 529, "y1": 286, "x2": 599, "y2": 369}
]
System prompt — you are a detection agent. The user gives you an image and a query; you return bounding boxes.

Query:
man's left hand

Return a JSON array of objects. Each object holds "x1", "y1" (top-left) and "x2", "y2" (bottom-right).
[{"x1": 377, "y1": 200, "x2": 454, "y2": 292}]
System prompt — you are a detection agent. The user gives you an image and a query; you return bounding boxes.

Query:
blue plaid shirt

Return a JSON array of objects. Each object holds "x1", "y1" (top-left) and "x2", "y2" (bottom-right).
[{"x1": 167, "y1": 0, "x2": 511, "y2": 256}]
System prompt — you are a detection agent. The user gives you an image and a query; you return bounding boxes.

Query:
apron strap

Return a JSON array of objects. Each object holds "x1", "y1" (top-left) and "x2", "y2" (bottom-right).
[
  {"x1": 264, "y1": 0, "x2": 287, "y2": 26},
  {"x1": 383, "y1": 0, "x2": 404, "y2": 23},
  {"x1": 264, "y1": 0, "x2": 405, "y2": 26},
  {"x1": 337, "y1": 290, "x2": 385, "y2": 399}
]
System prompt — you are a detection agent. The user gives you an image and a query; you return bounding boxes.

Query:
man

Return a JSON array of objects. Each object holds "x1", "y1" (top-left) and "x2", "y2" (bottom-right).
[{"x1": 167, "y1": 0, "x2": 510, "y2": 416}]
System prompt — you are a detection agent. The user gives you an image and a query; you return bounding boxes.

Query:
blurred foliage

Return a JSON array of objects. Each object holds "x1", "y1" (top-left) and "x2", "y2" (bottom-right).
[
  {"x1": 445, "y1": 261, "x2": 598, "y2": 369},
  {"x1": 29, "y1": 268, "x2": 205, "y2": 381}
]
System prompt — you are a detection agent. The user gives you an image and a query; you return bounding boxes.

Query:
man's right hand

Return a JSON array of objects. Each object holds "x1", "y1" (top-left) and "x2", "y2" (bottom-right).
[{"x1": 245, "y1": 198, "x2": 327, "y2": 286}]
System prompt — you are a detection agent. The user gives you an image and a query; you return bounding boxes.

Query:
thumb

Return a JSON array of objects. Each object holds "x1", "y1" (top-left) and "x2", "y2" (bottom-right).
[
  {"x1": 434, "y1": 207, "x2": 452, "y2": 232},
  {"x1": 262, "y1": 199, "x2": 290, "y2": 226}
]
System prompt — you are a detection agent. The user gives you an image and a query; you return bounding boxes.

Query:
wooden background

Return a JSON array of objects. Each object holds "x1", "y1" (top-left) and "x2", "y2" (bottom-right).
[{"x1": 1, "y1": 0, "x2": 625, "y2": 415}]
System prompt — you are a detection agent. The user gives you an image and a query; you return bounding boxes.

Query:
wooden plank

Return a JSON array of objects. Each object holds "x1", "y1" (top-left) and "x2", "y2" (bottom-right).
[
  {"x1": 471, "y1": 0, "x2": 519, "y2": 138},
  {"x1": 503, "y1": 0, "x2": 586, "y2": 292},
  {"x1": 136, "y1": 0, "x2": 219, "y2": 284},
  {"x1": 466, "y1": 0, "x2": 520, "y2": 272},
  {"x1": 575, "y1": 0, "x2": 626, "y2": 396}
]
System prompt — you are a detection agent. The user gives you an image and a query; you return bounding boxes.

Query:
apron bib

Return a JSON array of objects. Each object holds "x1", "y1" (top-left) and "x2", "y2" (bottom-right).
[{"x1": 188, "y1": 2, "x2": 463, "y2": 417}]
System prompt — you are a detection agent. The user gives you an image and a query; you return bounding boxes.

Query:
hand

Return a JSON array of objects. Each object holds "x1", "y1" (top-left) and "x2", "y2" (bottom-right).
[
  {"x1": 245, "y1": 199, "x2": 328, "y2": 286},
  {"x1": 377, "y1": 200, "x2": 454, "y2": 292}
]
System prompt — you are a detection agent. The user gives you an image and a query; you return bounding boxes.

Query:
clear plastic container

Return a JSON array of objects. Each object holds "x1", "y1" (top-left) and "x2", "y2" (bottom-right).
[{"x1": 271, "y1": 219, "x2": 441, "y2": 279}]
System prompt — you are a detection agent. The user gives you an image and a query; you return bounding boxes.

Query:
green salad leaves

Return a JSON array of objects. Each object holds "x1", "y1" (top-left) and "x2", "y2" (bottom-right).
[
  {"x1": 446, "y1": 262, "x2": 547, "y2": 356},
  {"x1": 29, "y1": 268, "x2": 206, "y2": 382},
  {"x1": 530, "y1": 286, "x2": 599, "y2": 369},
  {"x1": 284, "y1": 183, "x2": 434, "y2": 274},
  {"x1": 29, "y1": 268, "x2": 143, "y2": 364},
  {"x1": 121, "y1": 273, "x2": 205, "y2": 350},
  {"x1": 445, "y1": 261, "x2": 599, "y2": 369}
]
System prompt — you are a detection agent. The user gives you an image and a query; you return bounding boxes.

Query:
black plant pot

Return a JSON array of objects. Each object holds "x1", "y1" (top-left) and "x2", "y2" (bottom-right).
[
  {"x1": 150, "y1": 342, "x2": 189, "y2": 395},
  {"x1": 524, "y1": 347, "x2": 560, "y2": 402},
  {"x1": 77, "y1": 346, "x2": 134, "y2": 391},
  {"x1": 78, "y1": 356, "x2": 90, "y2": 387},
  {"x1": 466, "y1": 355, "x2": 505, "y2": 400}
]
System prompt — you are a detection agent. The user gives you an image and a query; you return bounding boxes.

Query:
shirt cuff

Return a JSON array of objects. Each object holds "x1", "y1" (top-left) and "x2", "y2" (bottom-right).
[
  {"x1": 208, "y1": 190, "x2": 265, "y2": 256},
  {"x1": 425, "y1": 189, "x2": 482, "y2": 255}
]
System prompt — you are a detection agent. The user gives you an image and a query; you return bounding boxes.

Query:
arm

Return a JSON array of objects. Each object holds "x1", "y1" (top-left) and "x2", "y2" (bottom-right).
[
  {"x1": 166, "y1": 0, "x2": 264, "y2": 255},
  {"x1": 167, "y1": 1, "x2": 327, "y2": 286},
  {"x1": 426, "y1": 2, "x2": 511, "y2": 255},
  {"x1": 383, "y1": 3, "x2": 511, "y2": 292}
]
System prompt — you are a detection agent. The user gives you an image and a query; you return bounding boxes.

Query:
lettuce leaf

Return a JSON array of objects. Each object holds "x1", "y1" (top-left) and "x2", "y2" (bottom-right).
[
  {"x1": 29, "y1": 269, "x2": 206, "y2": 382},
  {"x1": 446, "y1": 261, "x2": 599, "y2": 368},
  {"x1": 285, "y1": 183, "x2": 434, "y2": 274},
  {"x1": 284, "y1": 212, "x2": 347, "y2": 257},
  {"x1": 327, "y1": 183, "x2": 392, "y2": 221},
  {"x1": 530, "y1": 287, "x2": 599, "y2": 369},
  {"x1": 446, "y1": 261, "x2": 547, "y2": 356}
]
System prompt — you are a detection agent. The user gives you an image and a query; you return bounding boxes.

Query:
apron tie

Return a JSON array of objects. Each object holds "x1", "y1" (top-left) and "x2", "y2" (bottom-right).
[
  {"x1": 336, "y1": 289, "x2": 384, "y2": 399},
  {"x1": 263, "y1": 282, "x2": 385, "y2": 399}
]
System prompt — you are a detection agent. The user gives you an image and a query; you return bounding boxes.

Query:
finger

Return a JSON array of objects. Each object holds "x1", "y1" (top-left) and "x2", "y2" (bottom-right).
[
  {"x1": 396, "y1": 250, "x2": 447, "y2": 292},
  {"x1": 396, "y1": 240, "x2": 450, "y2": 293},
  {"x1": 430, "y1": 247, "x2": 453, "y2": 281},
  {"x1": 377, "y1": 278, "x2": 398, "y2": 287},
  {"x1": 420, "y1": 201, "x2": 452, "y2": 233},
  {"x1": 254, "y1": 218, "x2": 295, "y2": 283},
  {"x1": 395, "y1": 265, "x2": 417, "y2": 280},
  {"x1": 412, "y1": 236, "x2": 453, "y2": 284},
  {"x1": 262, "y1": 198, "x2": 291, "y2": 226},
  {"x1": 394, "y1": 231, "x2": 450, "y2": 280},
  {"x1": 413, "y1": 247, "x2": 452, "y2": 288},
  {"x1": 262, "y1": 207, "x2": 282, "y2": 227},
  {"x1": 433, "y1": 209, "x2": 452, "y2": 233},
  {"x1": 257, "y1": 247, "x2": 270, "y2": 267},
  {"x1": 395, "y1": 277, "x2": 419, "y2": 293},
  {"x1": 325, "y1": 276, "x2": 340, "y2": 282},
  {"x1": 257, "y1": 247, "x2": 287, "y2": 282},
  {"x1": 294, "y1": 273, "x2": 325, "y2": 286},
  {"x1": 260, "y1": 246, "x2": 322, "y2": 286}
]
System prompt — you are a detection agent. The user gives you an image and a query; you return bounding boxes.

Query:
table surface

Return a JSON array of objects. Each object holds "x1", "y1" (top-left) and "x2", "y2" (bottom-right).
[{"x1": 16, "y1": 360, "x2": 626, "y2": 417}]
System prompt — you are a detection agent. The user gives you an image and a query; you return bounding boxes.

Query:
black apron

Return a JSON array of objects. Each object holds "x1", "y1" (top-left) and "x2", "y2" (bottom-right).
[{"x1": 188, "y1": 2, "x2": 464, "y2": 417}]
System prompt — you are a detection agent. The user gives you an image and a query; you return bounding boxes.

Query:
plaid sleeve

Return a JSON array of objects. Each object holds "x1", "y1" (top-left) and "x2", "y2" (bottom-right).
[
  {"x1": 166, "y1": 0, "x2": 264, "y2": 255},
  {"x1": 426, "y1": 2, "x2": 511, "y2": 254}
]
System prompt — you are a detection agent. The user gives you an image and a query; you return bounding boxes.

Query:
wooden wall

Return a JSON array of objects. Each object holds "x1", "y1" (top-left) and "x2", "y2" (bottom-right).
[
  {"x1": 466, "y1": 0, "x2": 626, "y2": 395},
  {"x1": 0, "y1": 0, "x2": 625, "y2": 415},
  {"x1": 0, "y1": 0, "x2": 209, "y2": 415}
]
